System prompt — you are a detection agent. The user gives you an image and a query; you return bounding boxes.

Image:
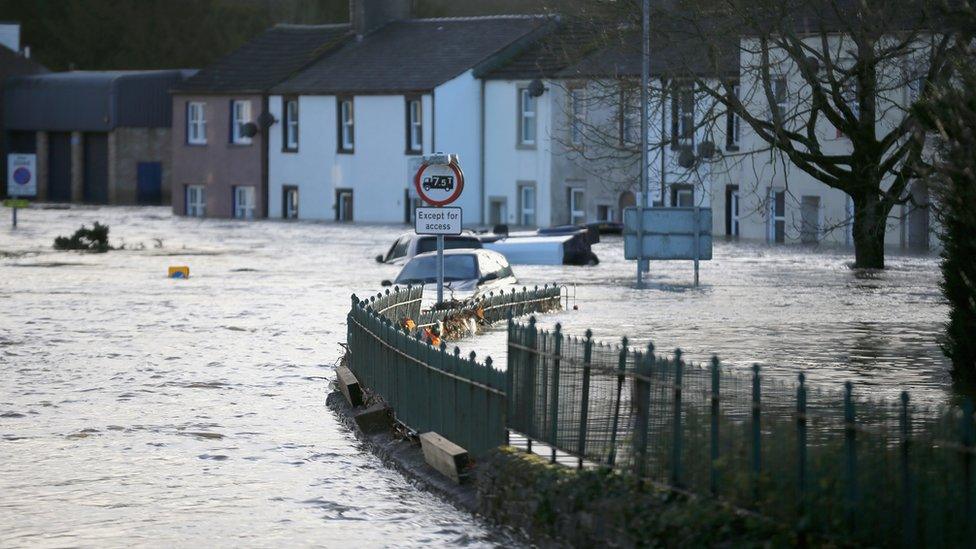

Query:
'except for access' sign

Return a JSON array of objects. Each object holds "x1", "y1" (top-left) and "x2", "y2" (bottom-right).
[{"x1": 415, "y1": 206, "x2": 462, "y2": 236}]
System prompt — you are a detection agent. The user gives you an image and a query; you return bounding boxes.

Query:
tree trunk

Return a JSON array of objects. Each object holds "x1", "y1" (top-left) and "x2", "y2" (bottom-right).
[{"x1": 851, "y1": 193, "x2": 887, "y2": 269}]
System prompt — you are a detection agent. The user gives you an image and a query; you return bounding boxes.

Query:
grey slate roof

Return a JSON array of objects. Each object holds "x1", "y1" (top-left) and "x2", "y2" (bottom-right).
[
  {"x1": 5, "y1": 70, "x2": 195, "y2": 131},
  {"x1": 174, "y1": 24, "x2": 350, "y2": 94},
  {"x1": 479, "y1": 19, "x2": 606, "y2": 80},
  {"x1": 0, "y1": 45, "x2": 47, "y2": 80},
  {"x1": 273, "y1": 16, "x2": 552, "y2": 95}
]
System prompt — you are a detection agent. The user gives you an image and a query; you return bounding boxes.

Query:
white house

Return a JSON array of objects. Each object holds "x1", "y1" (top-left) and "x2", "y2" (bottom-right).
[
  {"x1": 267, "y1": 7, "x2": 552, "y2": 225},
  {"x1": 480, "y1": 22, "x2": 740, "y2": 233},
  {"x1": 727, "y1": 29, "x2": 939, "y2": 249}
]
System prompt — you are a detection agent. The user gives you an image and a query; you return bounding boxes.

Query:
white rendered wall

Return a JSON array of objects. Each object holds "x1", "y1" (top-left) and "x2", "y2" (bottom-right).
[
  {"x1": 483, "y1": 79, "x2": 552, "y2": 227},
  {"x1": 432, "y1": 70, "x2": 483, "y2": 225},
  {"x1": 268, "y1": 93, "x2": 434, "y2": 222}
]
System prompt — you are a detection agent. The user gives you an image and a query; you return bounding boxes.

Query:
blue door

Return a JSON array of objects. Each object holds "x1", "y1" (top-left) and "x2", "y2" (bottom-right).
[{"x1": 136, "y1": 162, "x2": 162, "y2": 204}]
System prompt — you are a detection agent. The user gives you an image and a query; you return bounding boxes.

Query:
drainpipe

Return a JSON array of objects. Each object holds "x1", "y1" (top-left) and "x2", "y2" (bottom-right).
[{"x1": 479, "y1": 78, "x2": 486, "y2": 225}]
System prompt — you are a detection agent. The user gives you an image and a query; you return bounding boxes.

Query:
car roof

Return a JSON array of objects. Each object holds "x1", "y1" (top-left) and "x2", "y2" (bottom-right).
[{"x1": 412, "y1": 248, "x2": 508, "y2": 261}]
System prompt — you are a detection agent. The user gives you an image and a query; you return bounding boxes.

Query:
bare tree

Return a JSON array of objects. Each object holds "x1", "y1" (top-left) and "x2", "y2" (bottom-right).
[{"x1": 548, "y1": 0, "x2": 960, "y2": 268}]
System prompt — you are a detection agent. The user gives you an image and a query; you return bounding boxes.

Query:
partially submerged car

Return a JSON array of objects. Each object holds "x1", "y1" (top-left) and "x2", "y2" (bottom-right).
[
  {"x1": 483, "y1": 233, "x2": 598, "y2": 266},
  {"x1": 376, "y1": 232, "x2": 482, "y2": 265},
  {"x1": 386, "y1": 249, "x2": 517, "y2": 299}
]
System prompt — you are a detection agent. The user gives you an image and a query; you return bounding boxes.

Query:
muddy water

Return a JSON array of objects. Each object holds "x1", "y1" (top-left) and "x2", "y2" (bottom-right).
[
  {"x1": 0, "y1": 206, "x2": 948, "y2": 545},
  {"x1": 0, "y1": 207, "x2": 507, "y2": 547}
]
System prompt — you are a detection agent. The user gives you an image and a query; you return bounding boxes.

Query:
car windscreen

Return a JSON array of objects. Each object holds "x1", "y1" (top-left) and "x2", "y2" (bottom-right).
[
  {"x1": 416, "y1": 237, "x2": 481, "y2": 255},
  {"x1": 395, "y1": 255, "x2": 478, "y2": 285}
]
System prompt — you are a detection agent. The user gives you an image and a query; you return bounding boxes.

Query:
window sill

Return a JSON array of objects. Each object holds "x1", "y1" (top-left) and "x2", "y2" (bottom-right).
[
  {"x1": 281, "y1": 147, "x2": 299, "y2": 154},
  {"x1": 185, "y1": 142, "x2": 208, "y2": 147},
  {"x1": 229, "y1": 142, "x2": 253, "y2": 147},
  {"x1": 726, "y1": 145, "x2": 740, "y2": 152},
  {"x1": 516, "y1": 142, "x2": 537, "y2": 150},
  {"x1": 337, "y1": 148, "x2": 355, "y2": 155},
  {"x1": 405, "y1": 149, "x2": 422, "y2": 156}
]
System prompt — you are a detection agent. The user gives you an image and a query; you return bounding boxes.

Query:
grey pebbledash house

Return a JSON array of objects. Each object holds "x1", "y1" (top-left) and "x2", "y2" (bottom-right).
[
  {"x1": 170, "y1": 24, "x2": 349, "y2": 219},
  {"x1": 4, "y1": 69, "x2": 193, "y2": 204}
]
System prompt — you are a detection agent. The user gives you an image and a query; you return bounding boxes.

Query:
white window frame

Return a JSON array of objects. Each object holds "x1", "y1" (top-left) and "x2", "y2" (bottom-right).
[
  {"x1": 407, "y1": 98, "x2": 422, "y2": 153},
  {"x1": 284, "y1": 99, "x2": 299, "y2": 150},
  {"x1": 726, "y1": 84, "x2": 741, "y2": 148},
  {"x1": 519, "y1": 184, "x2": 536, "y2": 226},
  {"x1": 231, "y1": 100, "x2": 252, "y2": 145},
  {"x1": 570, "y1": 88, "x2": 585, "y2": 145},
  {"x1": 519, "y1": 88, "x2": 537, "y2": 146},
  {"x1": 675, "y1": 188, "x2": 694, "y2": 208},
  {"x1": 233, "y1": 186, "x2": 256, "y2": 219},
  {"x1": 187, "y1": 102, "x2": 206, "y2": 145},
  {"x1": 186, "y1": 185, "x2": 205, "y2": 217},
  {"x1": 771, "y1": 77, "x2": 788, "y2": 121},
  {"x1": 283, "y1": 186, "x2": 299, "y2": 219},
  {"x1": 768, "y1": 187, "x2": 786, "y2": 243},
  {"x1": 339, "y1": 98, "x2": 354, "y2": 152},
  {"x1": 570, "y1": 188, "x2": 586, "y2": 224},
  {"x1": 730, "y1": 189, "x2": 740, "y2": 236},
  {"x1": 671, "y1": 83, "x2": 695, "y2": 148}
]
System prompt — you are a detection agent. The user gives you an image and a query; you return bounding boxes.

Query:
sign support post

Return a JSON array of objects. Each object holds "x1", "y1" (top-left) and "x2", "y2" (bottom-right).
[
  {"x1": 436, "y1": 234, "x2": 445, "y2": 304},
  {"x1": 413, "y1": 153, "x2": 465, "y2": 306},
  {"x1": 693, "y1": 206, "x2": 700, "y2": 287},
  {"x1": 12, "y1": 205, "x2": 16, "y2": 228}
]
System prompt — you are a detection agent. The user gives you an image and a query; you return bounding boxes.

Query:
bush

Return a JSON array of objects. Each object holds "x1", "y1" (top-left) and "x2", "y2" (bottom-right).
[
  {"x1": 53, "y1": 222, "x2": 113, "y2": 252},
  {"x1": 915, "y1": 12, "x2": 976, "y2": 380}
]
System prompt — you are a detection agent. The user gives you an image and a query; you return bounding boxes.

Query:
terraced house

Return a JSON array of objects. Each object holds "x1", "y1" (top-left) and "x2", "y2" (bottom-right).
[
  {"x1": 171, "y1": 23, "x2": 348, "y2": 219},
  {"x1": 266, "y1": 2, "x2": 552, "y2": 224}
]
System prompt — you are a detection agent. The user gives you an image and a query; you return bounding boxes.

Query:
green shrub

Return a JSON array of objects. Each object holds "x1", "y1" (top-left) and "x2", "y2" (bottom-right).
[{"x1": 53, "y1": 222, "x2": 112, "y2": 252}]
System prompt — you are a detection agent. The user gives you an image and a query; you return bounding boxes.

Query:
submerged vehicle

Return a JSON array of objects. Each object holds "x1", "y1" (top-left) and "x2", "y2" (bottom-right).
[
  {"x1": 483, "y1": 233, "x2": 598, "y2": 266},
  {"x1": 376, "y1": 233, "x2": 482, "y2": 265},
  {"x1": 387, "y1": 249, "x2": 517, "y2": 298}
]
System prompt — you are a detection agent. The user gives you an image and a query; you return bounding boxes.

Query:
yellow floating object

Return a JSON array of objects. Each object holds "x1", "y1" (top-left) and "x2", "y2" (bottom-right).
[{"x1": 168, "y1": 266, "x2": 190, "y2": 279}]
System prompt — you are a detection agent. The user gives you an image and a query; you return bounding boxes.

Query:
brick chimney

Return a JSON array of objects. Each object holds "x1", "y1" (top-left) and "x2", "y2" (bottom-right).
[{"x1": 349, "y1": 0, "x2": 412, "y2": 38}]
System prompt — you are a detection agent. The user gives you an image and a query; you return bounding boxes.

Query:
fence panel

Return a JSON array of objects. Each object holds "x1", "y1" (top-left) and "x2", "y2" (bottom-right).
[
  {"x1": 347, "y1": 291, "x2": 506, "y2": 456},
  {"x1": 506, "y1": 318, "x2": 976, "y2": 546}
]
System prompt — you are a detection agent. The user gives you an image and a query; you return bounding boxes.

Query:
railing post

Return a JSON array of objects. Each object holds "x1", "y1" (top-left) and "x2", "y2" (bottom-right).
[
  {"x1": 632, "y1": 344, "x2": 654, "y2": 479},
  {"x1": 900, "y1": 391, "x2": 915, "y2": 547},
  {"x1": 751, "y1": 363, "x2": 762, "y2": 504},
  {"x1": 710, "y1": 355, "x2": 720, "y2": 496},
  {"x1": 963, "y1": 398, "x2": 975, "y2": 547},
  {"x1": 576, "y1": 329, "x2": 593, "y2": 469},
  {"x1": 484, "y1": 356, "x2": 494, "y2": 454},
  {"x1": 525, "y1": 317, "x2": 538, "y2": 440},
  {"x1": 453, "y1": 346, "x2": 461, "y2": 444},
  {"x1": 607, "y1": 336, "x2": 629, "y2": 467},
  {"x1": 550, "y1": 323, "x2": 562, "y2": 464},
  {"x1": 506, "y1": 313, "x2": 515, "y2": 442},
  {"x1": 671, "y1": 349, "x2": 684, "y2": 487},
  {"x1": 843, "y1": 381, "x2": 857, "y2": 533},
  {"x1": 798, "y1": 373, "x2": 808, "y2": 535}
]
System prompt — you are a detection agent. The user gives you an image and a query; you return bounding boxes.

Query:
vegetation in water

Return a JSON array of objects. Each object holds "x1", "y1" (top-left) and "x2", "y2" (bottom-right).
[{"x1": 53, "y1": 222, "x2": 113, "y2": 252}]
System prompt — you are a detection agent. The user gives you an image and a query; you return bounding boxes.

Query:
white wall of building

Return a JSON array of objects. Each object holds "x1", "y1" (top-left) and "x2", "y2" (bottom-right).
[
  {"x1": 732, "y1": 35, "x2": 936, "y2": 248},
  {"x1": 432, "y1": 70, "x2": 484, "y2": 225},
  {"x1": 268, "y1": 93, "x2": 434, "y2": 222},
  {"x1": 483, "y1": 79, "x2": 553, "y2": 227}
]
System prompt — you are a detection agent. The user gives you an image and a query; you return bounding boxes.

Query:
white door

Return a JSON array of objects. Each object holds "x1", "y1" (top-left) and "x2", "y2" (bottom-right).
[{"x1": 234, "y1": 186, "x2": 256, "y2": 219}]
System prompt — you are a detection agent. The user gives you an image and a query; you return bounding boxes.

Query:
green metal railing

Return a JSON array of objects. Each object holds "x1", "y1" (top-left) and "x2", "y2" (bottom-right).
[
  {"x1": 506, "y1": 316, "x2": 976, "y2": 546},
  {"x1": 347, "y1": 290, "x2": 506, "y2": 456},
  {"x1": 414, "y1": 284, "x2": 562, "y2": 328}
]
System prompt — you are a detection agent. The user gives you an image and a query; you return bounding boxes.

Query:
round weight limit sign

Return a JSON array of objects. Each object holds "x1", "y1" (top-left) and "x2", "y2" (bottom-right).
[{"x1": 413, "y1": 157, "x2": 464, "y2": 206}]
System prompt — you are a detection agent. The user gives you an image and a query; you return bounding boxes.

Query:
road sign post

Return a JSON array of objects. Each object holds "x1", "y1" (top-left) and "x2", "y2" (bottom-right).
[
  {"x1": 413, "y1": 154, "x2": 465, "y2": 305},
  {"x1": 3, "y1": 199, "x2": 28, "y2": 228}
]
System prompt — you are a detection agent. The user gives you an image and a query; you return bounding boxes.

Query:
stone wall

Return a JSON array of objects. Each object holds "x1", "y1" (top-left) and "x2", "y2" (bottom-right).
[{"x1": 110, "y1": 127, "x2": 172, "y2": 205}]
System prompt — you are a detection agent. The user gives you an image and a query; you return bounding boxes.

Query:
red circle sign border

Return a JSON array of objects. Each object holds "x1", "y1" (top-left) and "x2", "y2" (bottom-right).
[{"x1": 413, "y1": 160, "x2": 464, "y2": 206}]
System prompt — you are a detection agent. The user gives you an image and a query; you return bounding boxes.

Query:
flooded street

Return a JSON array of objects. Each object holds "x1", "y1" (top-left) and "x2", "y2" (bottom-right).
[{"x1": 1, "y1": 206, "x2": 949, "y2": 546}]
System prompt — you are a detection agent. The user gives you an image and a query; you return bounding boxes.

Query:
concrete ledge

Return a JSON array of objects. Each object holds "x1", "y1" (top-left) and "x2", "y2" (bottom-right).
[
  {"x1": 354, "y1": 403, "x2": 392, "y2": 434},
  {"x1": 336, "y1": 365, "x2": 363, "y2": 407},
  {"x1": 420, "y1": 431, "x2": 470, "y2": 484}
]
